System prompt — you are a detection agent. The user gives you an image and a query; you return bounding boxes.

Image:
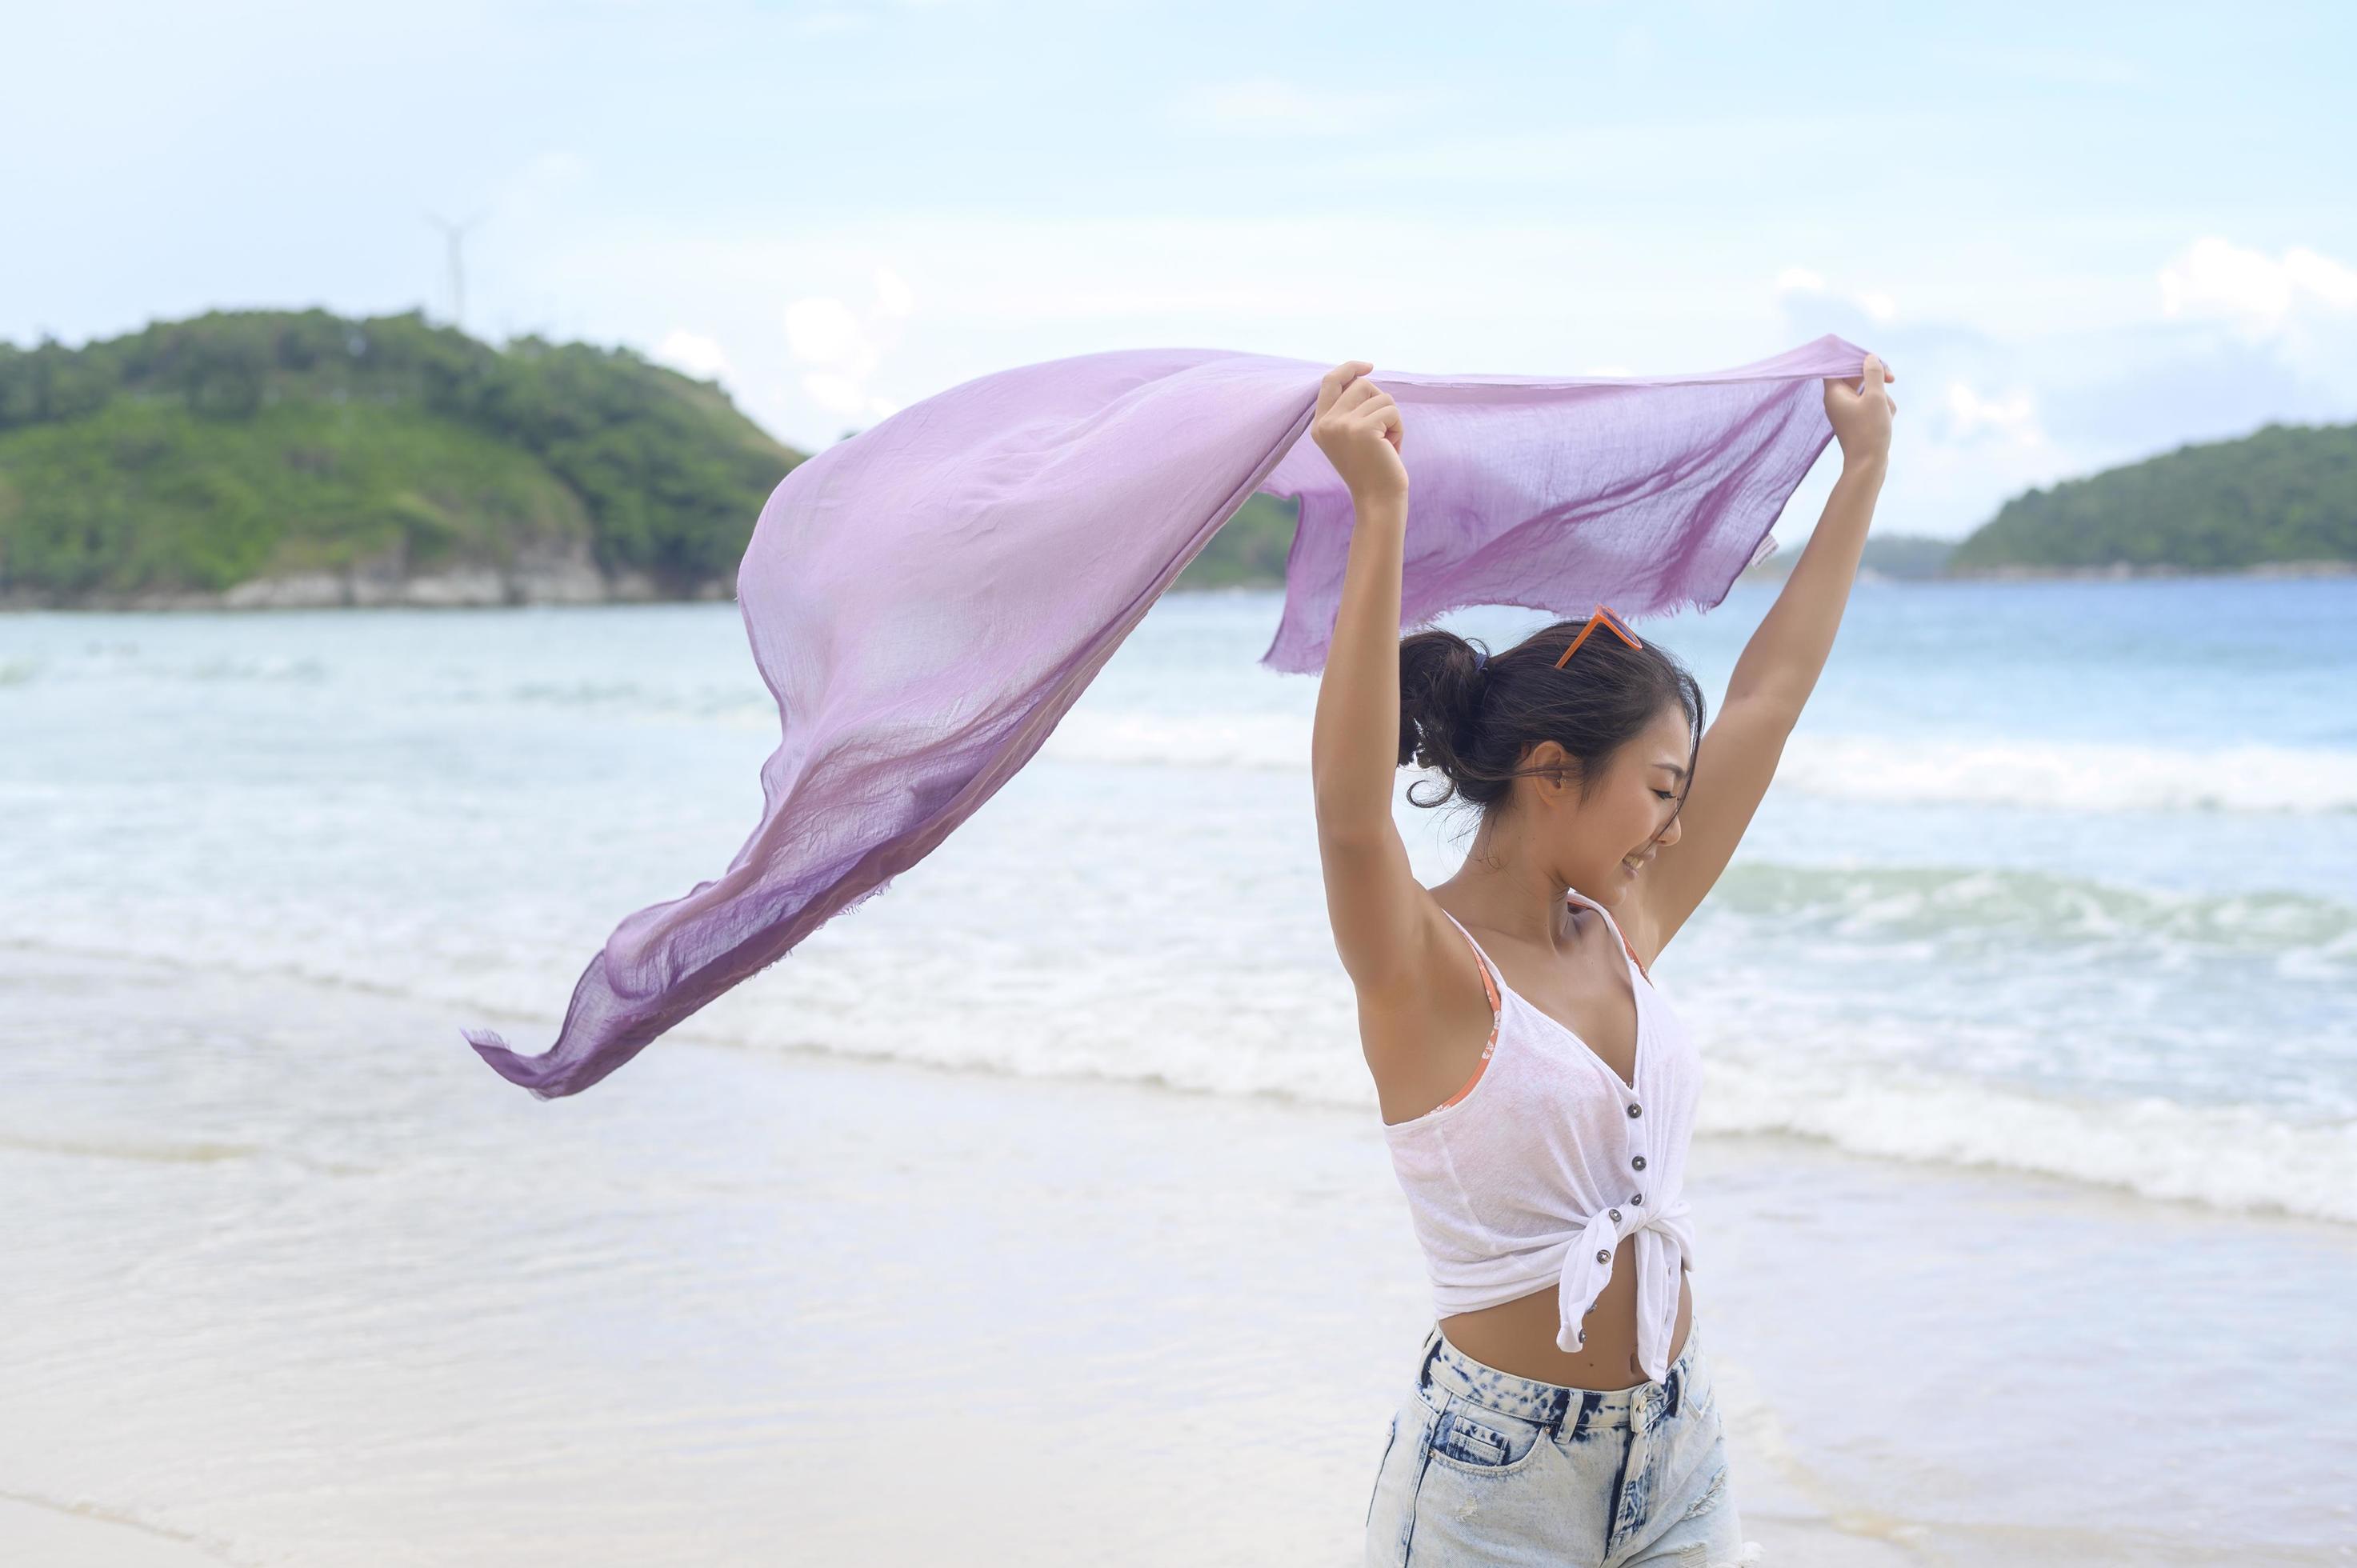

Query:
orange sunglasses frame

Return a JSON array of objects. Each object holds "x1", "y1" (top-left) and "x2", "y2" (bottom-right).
[{"x1": 1553, "y1": 603, "x2": 1643, "y2": 667}]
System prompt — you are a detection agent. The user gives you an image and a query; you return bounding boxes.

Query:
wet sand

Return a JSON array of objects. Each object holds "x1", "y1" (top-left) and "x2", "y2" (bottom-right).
[{"x1": 3, "y1": 947, "x2": 2351, "y2": 1565}]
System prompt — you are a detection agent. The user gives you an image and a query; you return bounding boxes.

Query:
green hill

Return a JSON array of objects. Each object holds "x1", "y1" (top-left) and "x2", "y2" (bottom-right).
[
  {"x1": 0, "y1": 309, "x2": 808, "y2": 605},
  {"x1": 0, "y1": 307, "x2": 1307, "y2": 608},
  {"x1": 1948, "y1": 419, "x2": 2357, "y2": 574},
  {"x1": 1174, "y1": 491, "x2": 1299, "y2": 589}
]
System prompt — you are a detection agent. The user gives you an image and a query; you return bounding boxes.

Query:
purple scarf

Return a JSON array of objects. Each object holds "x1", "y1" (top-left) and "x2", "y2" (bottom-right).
[{"x1": 465, "y1": 334, "x2": 1872, "y2": 1096}]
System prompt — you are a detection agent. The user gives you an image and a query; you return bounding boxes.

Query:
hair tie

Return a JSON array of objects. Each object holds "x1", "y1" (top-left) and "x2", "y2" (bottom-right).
[{"x1": 1471, "y1": 647, "x2": 1489, "y2": 671}]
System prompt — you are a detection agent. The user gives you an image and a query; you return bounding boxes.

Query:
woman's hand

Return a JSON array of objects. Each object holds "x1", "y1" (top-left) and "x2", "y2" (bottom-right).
[
  {"x1": 1311, "y1": 359, "x2": 1407, "y2": 504},
  {"x1": 1824, "y1": 352, "x2": 1896, "y2": 467}
]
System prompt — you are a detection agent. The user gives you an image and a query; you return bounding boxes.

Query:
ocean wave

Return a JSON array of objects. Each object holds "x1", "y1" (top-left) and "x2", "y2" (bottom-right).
[
  {"x1": 1034, "y1": 710, "x2": 2357, "y2": 815},
  {"x1": 1775, "y1": 734, "x2": 2357, "y2": 815},
  {"x1": 683, "y1": 1022, "x2": 2357, "y2": 1227},
  {"x1": 1705, "y1": 861, "x2": 2357, "y2": 969},
  {"x1": 22, "y1": 640, "x2": 2346, "y2": 818},
  {"x1": 1696, "y1": 1058, "x2": 2357, "y2": 1226},
  {"x1": 9, "y1": 896, "x2": 2349, "y2": 1227}
]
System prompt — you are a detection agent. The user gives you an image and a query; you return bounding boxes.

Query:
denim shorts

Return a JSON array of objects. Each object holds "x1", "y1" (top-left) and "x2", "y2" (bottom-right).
[{"x1": 1364, "y1": 1316, "x2": 1763, "y2": 1566}]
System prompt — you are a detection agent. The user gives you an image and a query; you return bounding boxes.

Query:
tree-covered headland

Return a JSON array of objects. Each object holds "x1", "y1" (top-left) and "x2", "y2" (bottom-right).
[
  {"x1": 1947, "y1": 421, "x2": 2356, "y2": 574},
  {"x1": 0, "y1": 309, "x2": 806, "y2": 603}
]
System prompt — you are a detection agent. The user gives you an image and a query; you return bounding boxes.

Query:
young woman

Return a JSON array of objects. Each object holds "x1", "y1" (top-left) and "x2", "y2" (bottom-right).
[{"x1": 1310, "y1": 354, "x2": 1895, "y2": 1566}]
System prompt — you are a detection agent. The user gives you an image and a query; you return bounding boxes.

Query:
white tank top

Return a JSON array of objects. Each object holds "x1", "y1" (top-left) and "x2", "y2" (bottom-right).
[{"x1": 1379, "y1": 887, "x2": 1701, "y2": 1386}]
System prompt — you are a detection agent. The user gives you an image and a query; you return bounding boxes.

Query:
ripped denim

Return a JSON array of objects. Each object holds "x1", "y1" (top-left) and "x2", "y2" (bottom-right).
[{"x1": 1364, "y1": 1316, "x2": 1763, "y2": 1567}]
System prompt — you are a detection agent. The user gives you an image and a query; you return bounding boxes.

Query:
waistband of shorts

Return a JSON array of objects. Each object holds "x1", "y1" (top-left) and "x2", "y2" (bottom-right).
[{"x1": 1417, "y1": 1317, "x2": 1704, "y2": 1438}]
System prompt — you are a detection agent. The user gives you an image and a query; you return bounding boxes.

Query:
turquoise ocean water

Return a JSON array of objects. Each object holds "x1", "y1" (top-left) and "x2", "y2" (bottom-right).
[{"x1": 4, "y1": 575, "x2": 2351, "y2": 1224}]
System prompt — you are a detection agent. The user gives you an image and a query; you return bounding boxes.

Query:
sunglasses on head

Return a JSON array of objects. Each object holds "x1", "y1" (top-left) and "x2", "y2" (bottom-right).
[{"x1": 1553, "y1": 603, "x2": 1643, "y2": 668}]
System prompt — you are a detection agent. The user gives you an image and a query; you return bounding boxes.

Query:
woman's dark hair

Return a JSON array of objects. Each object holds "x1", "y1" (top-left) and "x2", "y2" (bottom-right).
[{"x1": 1397, "y1": 617, "x2": 1706, "y2": 832}]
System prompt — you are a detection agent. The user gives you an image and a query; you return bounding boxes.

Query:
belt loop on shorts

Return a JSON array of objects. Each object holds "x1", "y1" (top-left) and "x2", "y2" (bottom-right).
[{"x1": 1417, "y1": 1322, "x2": 1446, "y2": 1388}]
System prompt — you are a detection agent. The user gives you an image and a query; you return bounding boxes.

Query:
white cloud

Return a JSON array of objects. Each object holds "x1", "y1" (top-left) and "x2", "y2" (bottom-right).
[
  {"x1": 1943, "y1": 379, "x2": 2043, "y2": 447},
  {"x1": 784, "y1": 296, "x2": 873, "y2": 374},
  {"x1": 801, "y1": 370, "x2": 873, "y2": 417},
  {"x1": 654, "y1": 328, "x2": 732, "y2": 382},
  {"x1": 2158, "y1": 237, "x2": 2357, "y2": 333},
  {"x1": 784, "y1": 268, "x2": 915, "y2": 426}
]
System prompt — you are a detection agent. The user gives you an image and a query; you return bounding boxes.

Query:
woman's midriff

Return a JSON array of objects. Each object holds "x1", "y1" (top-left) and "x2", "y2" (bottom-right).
[{"x1": 1437, "y1": 1233, "x2": 1691, "y2": 1389}]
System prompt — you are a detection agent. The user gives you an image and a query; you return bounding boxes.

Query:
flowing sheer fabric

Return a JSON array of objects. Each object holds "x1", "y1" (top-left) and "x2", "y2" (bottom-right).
[{"x1": 463, "y1": 334, "x2": 1873, "y2": 1096}]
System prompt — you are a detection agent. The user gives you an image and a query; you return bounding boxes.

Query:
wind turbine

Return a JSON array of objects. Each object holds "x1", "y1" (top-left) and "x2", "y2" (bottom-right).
[{"x1": 424, "y1": 209, "x2": 490, "y2": 333}]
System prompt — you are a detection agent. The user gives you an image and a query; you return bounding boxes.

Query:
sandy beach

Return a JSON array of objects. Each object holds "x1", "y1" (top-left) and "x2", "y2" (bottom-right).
[{"x1": 6, "y1": 943, "x2": 2352, "y2": 1566}]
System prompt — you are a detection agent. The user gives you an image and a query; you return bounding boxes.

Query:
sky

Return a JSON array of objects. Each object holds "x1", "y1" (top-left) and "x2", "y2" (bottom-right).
[{"x1": 6, "y1": 0, "x2": 2353, "y2": 545}]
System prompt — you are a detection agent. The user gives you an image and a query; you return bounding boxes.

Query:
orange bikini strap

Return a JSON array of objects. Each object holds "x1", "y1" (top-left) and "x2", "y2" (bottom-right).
[
  {"x1": 1571, "y1": 890, "x2": 1652, "y2": 985},
  {"x1": 1440, "y1": 921, "x2": 1504, "y2": 1110},
  {"x1": 1457, "y1": 926, "x2": 1502, "y2": 1018}
]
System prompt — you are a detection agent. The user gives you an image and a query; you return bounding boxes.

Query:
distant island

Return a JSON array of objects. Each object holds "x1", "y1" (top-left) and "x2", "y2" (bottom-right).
[
  {"x1": 4, "y1": 311, "x2": 2351, "y2": 609},
  {"x1": 1942, "y1": 420, "x2": 2357, "y2": 578},
  {"x1": 0, "y1": 309, "x2": 809, "y2": 609},
  {"x1": 1740, "y1": 420, "x2": 2357, "y2": 585}
]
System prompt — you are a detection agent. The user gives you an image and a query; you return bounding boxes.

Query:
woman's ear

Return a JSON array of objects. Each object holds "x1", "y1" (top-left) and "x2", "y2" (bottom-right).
[{"x1": 1523, "y1": 740, "x2": 1571, "y2": 799}]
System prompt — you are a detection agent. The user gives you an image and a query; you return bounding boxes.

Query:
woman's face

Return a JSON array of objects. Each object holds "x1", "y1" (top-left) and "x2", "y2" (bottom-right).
[
  {"x1": 1520, "y1": 705, "x2": 1690, "y2": 903},
  {"x1": 1595, "y1": 705, "x2": 1691, "y2": 893}
]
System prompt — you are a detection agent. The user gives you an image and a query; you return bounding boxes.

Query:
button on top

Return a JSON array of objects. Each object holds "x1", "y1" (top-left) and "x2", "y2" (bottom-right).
[
  {"x1": 1595, "y1": 1247, "x2": 1610, "y2": 1264},
  {"x1": 1631, "y1": 1154, "x2": 1647, "y2": 1170},
  {"x1": 1627, "y1": 1102, "x2": 1643, "y2": 1118},
  {"x1": 1631, "y1": 1193, "x2": 1643, "y2": 1205},
  {"x1": 1608, "y1": 1207, "x2": 1622, "y2": 1222}
]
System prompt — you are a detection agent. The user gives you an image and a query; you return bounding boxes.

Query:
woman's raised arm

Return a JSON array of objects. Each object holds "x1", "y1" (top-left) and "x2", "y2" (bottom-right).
[
  {"x1": 1641, "y1": 353, "x2": 1898, "y2": 947},
  {"x1": 1304, "y1": 361, "x2": 1432, "y2": 994}
]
